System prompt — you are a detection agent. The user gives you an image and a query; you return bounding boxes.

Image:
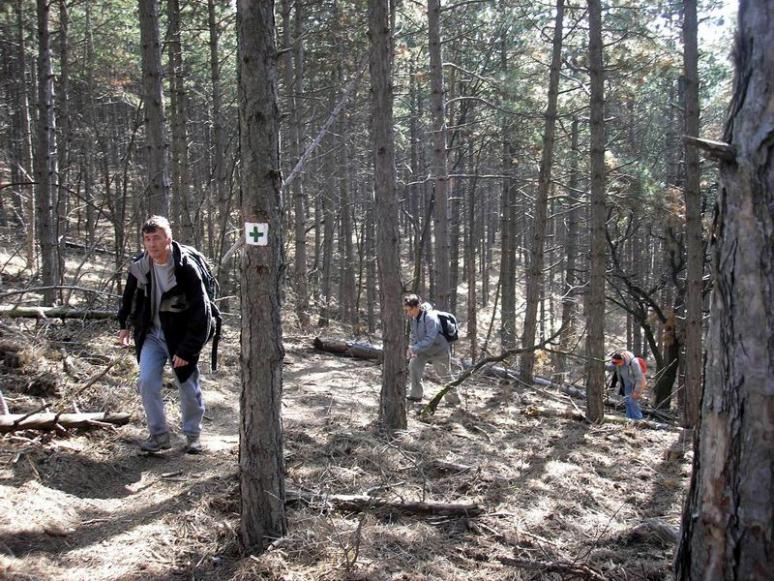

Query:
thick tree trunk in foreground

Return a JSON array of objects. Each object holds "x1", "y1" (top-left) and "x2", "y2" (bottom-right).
[
  {"x1": 675, "y1": 0, "x2": 774, "y2": 577},
  {"x1": 237, "y1": 0, "x2": 287, "y2": 553},
  {"x1": 584, "y1": 0, "x2": 606, "y2": 422},
  {"x1": 369, "y1": 0, "x2": 406, "y2": 432}
]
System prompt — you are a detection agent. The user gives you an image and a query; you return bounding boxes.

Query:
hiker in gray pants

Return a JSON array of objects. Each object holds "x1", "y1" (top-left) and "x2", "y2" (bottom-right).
[{"x1": 403, "y1": 294, "x2": 460, "y2": 405}]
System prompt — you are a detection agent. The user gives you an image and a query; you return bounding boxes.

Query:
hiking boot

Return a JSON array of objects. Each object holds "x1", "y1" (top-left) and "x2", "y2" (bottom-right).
[
  {"x1": 185, "y1": 434, "x2": 203, "y2": 455},
  {"x1": 141, "y1": 432, "x2": 171, "y2": 453}
]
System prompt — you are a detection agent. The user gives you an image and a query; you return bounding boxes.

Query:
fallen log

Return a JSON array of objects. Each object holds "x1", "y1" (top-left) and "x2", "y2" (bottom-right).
[
  {"x1": 0, "y1": 305, "x2": 115, "y2": 320},
  {"x1": 286, "y1": 489, "x2": 484, "y2": 517},
  {"x1": 312, "y1": 336, "x2": 674, "y2": 425},
  {"x1": 312, "y1": 337, "x2": 383, "y2": 361},
  {"x1": 517, "y1": 405, "x2": 676, "y2": 431},
  {"x1": 497, "y1": 556, "x2": 607, "y2": 581},
  {"x1": 0, "y1": 412, "x2": 130, "y2": 433}
]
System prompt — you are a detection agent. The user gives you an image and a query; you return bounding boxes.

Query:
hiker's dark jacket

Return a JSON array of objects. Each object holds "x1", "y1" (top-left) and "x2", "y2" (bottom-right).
[{"x1": 118, "y1": 241, "x2": 213, "y2": 383}]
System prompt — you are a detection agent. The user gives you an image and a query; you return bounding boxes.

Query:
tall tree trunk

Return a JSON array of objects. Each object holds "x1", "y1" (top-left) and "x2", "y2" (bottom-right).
[
  {"x1": 138, "y1": 0, "x2": 170, "y2": 217},
  {"x1": 236, "y1": 0, "x2": 287, "y2": 553},
  {"x1": 207, "y1": 0, "x2": 234, "y2": 312},
  {"x1": 11, "y1": 0, "x2": 36, "y2": 268},
  {"x1": 369, "y1": 0, "x2": 406, "y2": 432},
  {"x1": 318, "y1": 186, "x2": 335, "y2": 326},
  {"x1": 168, "y1": 0, "x2": 194, "y2": 242},
  {"x1": 675, "y1": 0, "x2": 773, "y2": 575},
  {"x1": 681, "y1": 0, "x2": 702, "y2": 430},
  {"x1": 338, "y1": 129, "x2": 356, "y2": 326},
  {"x1": 286, "y1": 0, "x2": 309, "y2": 327},
  {"x1": 466, "y1": 161, "x2": 478, "y2": 361},
  {"x1": 584, "y1": 0, "x2": 606, "y2": 422},
  {"x1": 35, "y1": 0, "x2": 59, "y2": 306},
  {"x1": 427, "y1": 0, "x2": 451, "y2": 311},
  {"x1": 56, "y1": 0, "x2": 69, "y2": 278},
  {"x1": 365, "y1": 194, "x2": 376, "y2": 333},
  {"x1": 520, "y1": 0, "x2": 564, "y2": 384},
  {"x1": 558, "y1": 117, "x2": 580, "y2": 375},
  {"x1": 83, "y1": 2, "x2": 97, "y2": 245}
]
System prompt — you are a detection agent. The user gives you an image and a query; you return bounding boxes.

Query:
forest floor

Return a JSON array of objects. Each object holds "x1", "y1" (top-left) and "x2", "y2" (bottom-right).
[{"x1": 0, "y1": 247, "x2": 691, "y2": 580}]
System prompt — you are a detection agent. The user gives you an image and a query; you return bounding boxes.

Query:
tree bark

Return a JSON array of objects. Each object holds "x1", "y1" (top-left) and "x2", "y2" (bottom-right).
[
  {"x1": 584, "y1": 0, "x2": 606, "y2": 422},
  {"x1": 236, "y1": 0, "x2": 287, "y2": 553},
  {"x1": 369, "y1": 0, "x2": 407, "y2": 432},
  {"x1": 286, "y1": 0, "x2": 309, "y2": 327},
  {"x1": 35, "y1": 0, "x2": 60, "y2": 306},
  {"x1": 675, "y1": 0, "x2": 774, "y2": 576},
  {"x1": 427, "y1": 0, "x2": 451, "y2": 311},
  {"x1": 681, "y1": 0, "x2": 702, "y2": 430},
  {"x1": 520, "y1": 0, "x2": 564, "y2": 385},
  {"x1": 167, "y1": 0, "x2": 194, "y2": 243},
  {"x1": 558, "y1": 118, "x2": 580, "y2": 374},
  {"x1": 138, "y1": 0, "x2": 170, "y2": 217},
  {"x1": 11, "y1": 0, "x2": 36, "y2": 269}
]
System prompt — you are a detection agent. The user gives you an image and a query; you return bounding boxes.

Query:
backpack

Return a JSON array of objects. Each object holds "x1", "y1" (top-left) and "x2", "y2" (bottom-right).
[
  {"x1": 435, "y1": 311, "x2": 459, "y2": 343},
  {"x1": 635, "y1": 356, "x2": 647, "y2": 379},
  {"x1": 612, "y1": 354, "x2": 647, "y2": 396},
  {"x1": 180, "y1": 244, "x2": 222, "y2": 372},
  {"x1": 181, "y1": 244, "x2": 219, "y2": 303}
]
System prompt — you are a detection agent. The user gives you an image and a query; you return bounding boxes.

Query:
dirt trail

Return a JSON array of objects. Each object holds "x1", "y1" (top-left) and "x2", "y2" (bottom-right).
[
  {"x1": 1, "y1": 331, "x2": 691, "y2": 580},
  {"x1": 0, "y1": 333, "x2": 245, "y2": 580}
]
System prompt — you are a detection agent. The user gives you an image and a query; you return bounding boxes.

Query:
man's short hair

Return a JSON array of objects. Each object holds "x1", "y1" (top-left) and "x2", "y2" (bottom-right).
[
  {"x1": 141, "y1": 216, "x2": 172, "y2": 238},
  {"x1": 403, "y1": 294, "x2": 421, "y2": 308},
  {"x1": 611, "y1": 352, "x2": 624, "y2": 361}
]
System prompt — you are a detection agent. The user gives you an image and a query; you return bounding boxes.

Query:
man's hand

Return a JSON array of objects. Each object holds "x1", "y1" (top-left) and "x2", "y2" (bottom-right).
[
  {"x1": 117, "y1": 329, "x2": 131, "y2": 347},
  {"x1": 632, "y1": 389, "x2": 641, "y2": 400},
  {"x1": 172, "y1": 355, "x2": 189, "y2": 368},
  {"x1": 406, "y1": 348, "x2": 416, "y2": 359}
]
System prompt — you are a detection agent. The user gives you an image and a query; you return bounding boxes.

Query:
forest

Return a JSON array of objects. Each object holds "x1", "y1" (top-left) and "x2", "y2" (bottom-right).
[{"x1": 0, "y1": 0, "x2": 771, "y2": 579}]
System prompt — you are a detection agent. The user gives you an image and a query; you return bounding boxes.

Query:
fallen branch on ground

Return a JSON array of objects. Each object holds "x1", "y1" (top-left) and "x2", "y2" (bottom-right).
[
  {"x1": 0, "y1": 412, "x2": 130, "y2": 433},
  {"x1": 517, "y1": 405, "x2": 676, "y2": 431},
  {"x1": 0, "y1": 305, "x2": 115, "y2": 320},
  {"x1": 423, "y1": 324, "x2": 567, "y2": 416},
  {"x1": 0, "y1": 286, "x2": 120, "y2": 301},
  {"x1": 11, "y1": 357, "x2": 123, "y2": 424},
  {"x1": 286, "y1": 489, "x2": 484, "y2": 517},
  {"x1": 497, "y1": 556, "x2": 608, "y2": 581}
]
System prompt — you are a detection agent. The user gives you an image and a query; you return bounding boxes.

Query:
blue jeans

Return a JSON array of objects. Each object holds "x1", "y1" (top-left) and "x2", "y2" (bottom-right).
[
  {"x1": 138, "y1": 328, "x2": 205, "y2": 437},
  {"x1": 623, "y1": 382, "x2": 644, "y2": 420}
]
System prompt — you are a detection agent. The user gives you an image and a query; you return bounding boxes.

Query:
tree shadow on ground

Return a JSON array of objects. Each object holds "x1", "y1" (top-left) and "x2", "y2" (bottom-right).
[{"x1": 1, "y1": 470, "x2": 231, "y2": 558}]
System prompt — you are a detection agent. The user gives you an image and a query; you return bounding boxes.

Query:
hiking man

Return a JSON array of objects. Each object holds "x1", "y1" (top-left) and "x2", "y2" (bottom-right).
[
  {"x1": 118, "y1": 216, "x2": 213, "y2": 453},
  {"x1": 403, "y1": 294, "x2": 460, "y2": 405},
  {"x1": 607, "y1": 351, "x2": 645, "y2": 420}
]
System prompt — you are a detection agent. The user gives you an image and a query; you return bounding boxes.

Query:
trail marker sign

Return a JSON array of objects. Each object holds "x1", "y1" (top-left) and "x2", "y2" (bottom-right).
[{"x1": 245, "y1": 222, "x2": 268, "y2": 246}]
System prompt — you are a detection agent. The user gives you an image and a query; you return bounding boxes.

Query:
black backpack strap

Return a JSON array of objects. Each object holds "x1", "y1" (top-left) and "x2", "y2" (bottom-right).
[{"x1": 210, "y1": 303, "x2": 222, "y2": 372}]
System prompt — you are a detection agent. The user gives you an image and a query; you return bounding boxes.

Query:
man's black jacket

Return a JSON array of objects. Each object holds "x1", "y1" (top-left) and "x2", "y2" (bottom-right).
[{"x1": 118, "y1": 241, "x2": 214, "y2": 383}]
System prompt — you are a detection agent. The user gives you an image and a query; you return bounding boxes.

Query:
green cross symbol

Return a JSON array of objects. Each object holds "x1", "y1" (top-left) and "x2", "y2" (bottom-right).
[{"x1": 248, "y1": 225, "x2": 265, "y2": 244}]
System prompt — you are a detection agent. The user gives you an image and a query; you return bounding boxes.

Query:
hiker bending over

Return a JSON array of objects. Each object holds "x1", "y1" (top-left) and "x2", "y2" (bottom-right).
[
  {"x1": 117, "y1": 216, "x2": 215, "y2": 453},
  {"x1": 607, "y1": 350, "x2": 645, "y2": 420},
  {"x1": 403, "y1": 294, "x2": 460, "y2": 405}
]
